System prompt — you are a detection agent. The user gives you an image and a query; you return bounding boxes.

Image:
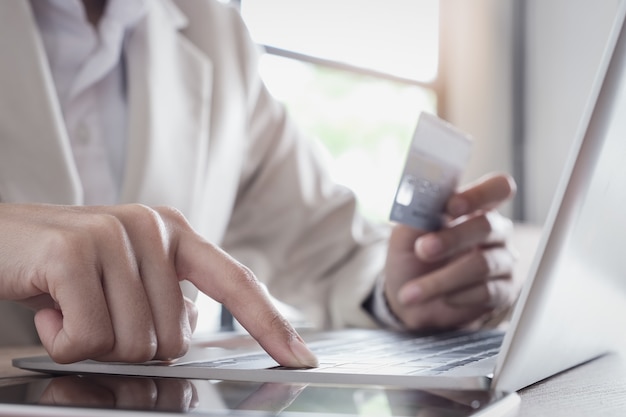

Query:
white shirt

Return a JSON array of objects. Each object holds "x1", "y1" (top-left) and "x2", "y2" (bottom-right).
[
  {"x1": 28, "y1": 0, "x2": 394, "y2": 331},
  {"x1": 30, "y1": 0, "x2": 147, "y2": 205}
]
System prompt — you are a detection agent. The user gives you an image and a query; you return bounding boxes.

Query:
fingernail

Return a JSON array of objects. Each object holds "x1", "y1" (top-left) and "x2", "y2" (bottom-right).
[
  {"x1": 416, "y1": 235, "x2": 443, "y2": 259},
  {"x1": 448, "y1": 197, "x2": 468, "y2": 217},
  {"x1": 289, "y1": 339, "x2": 319, "y2": 368},
  {"x1": 399, "y1": 285, "x2": 422, "y2": 305}
]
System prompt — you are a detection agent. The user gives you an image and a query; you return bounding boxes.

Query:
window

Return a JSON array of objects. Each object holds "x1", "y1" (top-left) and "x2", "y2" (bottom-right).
[
  {"x1": 240, "y1": 1, "x2": 441, "y2": 222},
  {"x1": 241, "y1": 0, "x2": 439, "y2": 83},
  {"x1": 197, "y1": 1, "x2": 442, "y2": 333}
]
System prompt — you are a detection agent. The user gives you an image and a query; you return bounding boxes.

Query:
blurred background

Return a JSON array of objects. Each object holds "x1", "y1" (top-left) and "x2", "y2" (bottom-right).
[
  {"x1": 197, "y1": 0, "x2": 621, "y2": 333},
  {"x1": 217, "y1": 0, "x2": 619, "y2": 226}
]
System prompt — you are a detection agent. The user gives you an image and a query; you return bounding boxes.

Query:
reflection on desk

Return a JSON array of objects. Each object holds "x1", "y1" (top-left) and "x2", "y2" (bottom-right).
[
  {"x1": 0, "y1": 346, "x2": 625, "y2": 416},
  {"x1": 0, "y1": 371, "x2": 519, "y2": 417}
]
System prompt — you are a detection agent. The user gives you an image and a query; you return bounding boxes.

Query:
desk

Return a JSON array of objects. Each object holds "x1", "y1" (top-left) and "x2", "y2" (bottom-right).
[
  {"x1": 517, "y1": 353, "x2": 626, "y2": 416},
  {"x1": 1, "y1": 347, "x2": 626, "y2": 416},
  {"x1": 3, "y1": 225, "x2": 623, "y2": 415}
]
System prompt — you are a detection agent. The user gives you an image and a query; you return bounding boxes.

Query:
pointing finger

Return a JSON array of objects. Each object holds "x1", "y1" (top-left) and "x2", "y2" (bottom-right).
[{"x1": 161, "y1": 208, "x2": 318, "y2": 368}]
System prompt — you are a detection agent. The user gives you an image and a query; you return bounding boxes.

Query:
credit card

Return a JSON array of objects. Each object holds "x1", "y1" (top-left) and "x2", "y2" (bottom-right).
[{"x1": 390, "y1": 112, "x2": 472, "y2": 231}]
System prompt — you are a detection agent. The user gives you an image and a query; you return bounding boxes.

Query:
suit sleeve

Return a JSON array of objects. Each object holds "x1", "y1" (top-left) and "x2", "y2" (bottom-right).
[{"x1": 218, "y1": 8, "x2": 390, "y2": 330}]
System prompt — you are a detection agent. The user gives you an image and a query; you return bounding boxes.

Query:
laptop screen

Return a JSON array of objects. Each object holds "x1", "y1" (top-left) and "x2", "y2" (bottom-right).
[{"x1": 493, "y1": 0, "x2": 626, "y2": 392}]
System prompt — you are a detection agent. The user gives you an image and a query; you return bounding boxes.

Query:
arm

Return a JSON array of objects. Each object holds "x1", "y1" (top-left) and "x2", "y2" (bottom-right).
[
  {"x1": 221, "y1": 83, "x2": 389, "y2": 329},
  {"x1": 203, "y1": 5, "x2": 390, "y2": 330},
  {"x1": 0, "y1": 203, "x2": 317, "y2": 366},
  {"x1": 184, "y1": 2, "x2": 521, "y2": 332},
  {"x1": 216, "y1": 5, "x2": 520, "y2": 331}
]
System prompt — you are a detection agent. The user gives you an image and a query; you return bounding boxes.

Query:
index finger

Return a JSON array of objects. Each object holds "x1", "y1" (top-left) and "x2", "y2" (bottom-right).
[
  {"x1": 447, "y1": 173, "x2": 517, "y2": 218},
  {"x1": 173, "y1": 230, "x2": 318, "y2": 368}
]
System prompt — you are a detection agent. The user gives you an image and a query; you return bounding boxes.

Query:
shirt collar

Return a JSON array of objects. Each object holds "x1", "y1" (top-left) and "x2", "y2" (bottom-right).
[
  {"x1": 30, "y1": 0, "x2": 187, "y2": 32},
  {"x1": 30, "y1": 0, "x2": 148, "y2": 31}
]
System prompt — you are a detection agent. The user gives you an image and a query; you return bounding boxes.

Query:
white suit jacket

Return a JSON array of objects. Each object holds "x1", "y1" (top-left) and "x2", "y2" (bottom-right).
[{"x1": 0, "y1": 0, "x2": 389, "y2": 344}]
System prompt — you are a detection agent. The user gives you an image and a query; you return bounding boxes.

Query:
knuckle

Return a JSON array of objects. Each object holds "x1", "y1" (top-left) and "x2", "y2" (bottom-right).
[
  {"x1": 239, "y1": 263, "x2": 258, "y2": 284},
  {"x1": 117, "y1": 335, "x2": 158, "y2": 363},
  {"x1": 128, "y1": 203, "x2": 159, "y2": 220},
  {"x1": 255, "y1": 309, "x2": 293, "y2": 344},
  {"x1": 124, "y1": 204, "x2": 166, "y2": 240},
  {"x1": 167, "y1": 338, "x2": 191, "y2": 360},
  {"x1": 156, "y1": 327, "x2": 192, "y2": 361},
  {"x1": 229, "y1": 263, "x2": 260, "y2": 289},
  {"x1": 83, "y1": 333, "x2": 116, "y2": 359},
  {"x1": 155, "y1": 206, "x2": 189, "y2": 228},
  {"x1": 137, "y1": 345, "x2": 159, "y2": 363},
  {"x1": 247, "y1": 309, "x2": 294, "y2": 345},
  {"x1": 214, "y1": 262, "x2": 261, "y2": 306},
  {"x1": 484, "y1": 211, "x2": 515, "y2": 244},
  {"x1": 471, "y1": 249, "x2": 494, "y2": 277},
  {"x1": 40, "y1": 228, "x2": 86, "y2": 261},
  {"x1": 124, "y1": 203, "x2": 157, "y2": 221},
  {"x1": 87, "y1": 212, "x2": 126, "y2": 238},
  {"x1": 267, "y1": 310, "x2": 291, "y2": 331}
]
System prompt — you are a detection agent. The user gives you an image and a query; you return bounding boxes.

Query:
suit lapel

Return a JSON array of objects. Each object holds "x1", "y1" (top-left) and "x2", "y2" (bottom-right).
[
  {"x1": 0, "y1": 1, "x2": 212, "y2": 211},
  {"x1": 0, "y1": 2, "x2": 82, "y2": 204},
  {"x1": 121, "y1": 1, "x2": 212, "y2": 222}
]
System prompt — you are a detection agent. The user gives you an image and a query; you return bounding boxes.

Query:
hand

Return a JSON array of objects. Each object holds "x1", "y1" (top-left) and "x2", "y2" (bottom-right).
[
  {"x1": 39, "y1": 376, "x2": 306, "y2": 414},
  {"x1": 383, "y1": 173, "x2": 519, "y2": 331},
  {"x1": 0, "y1": 204, "x2": 318, "y2": 367},
  {"x1": 38, "y1": 375, "x2": 198, "y2": 412}
]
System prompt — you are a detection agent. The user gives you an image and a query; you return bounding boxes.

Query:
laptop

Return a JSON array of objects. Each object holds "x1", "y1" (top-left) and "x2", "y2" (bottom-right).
[{"x1": 14, "y1": 0, "x2": 626, "y2": 396}]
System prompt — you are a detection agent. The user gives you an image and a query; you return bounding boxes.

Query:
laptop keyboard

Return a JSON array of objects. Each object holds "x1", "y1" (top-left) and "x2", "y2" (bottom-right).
[
  {"x1": 301, "y1": 330, "x2": 503, "y2": 376},
  {"x1": 189, "y1": 330, "x2": 504, "y2": 376}
]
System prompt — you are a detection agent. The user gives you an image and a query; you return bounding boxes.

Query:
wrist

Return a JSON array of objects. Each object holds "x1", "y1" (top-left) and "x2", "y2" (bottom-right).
[{"x1": 366, "y1": 274, "x2": 405, "y2": 330}]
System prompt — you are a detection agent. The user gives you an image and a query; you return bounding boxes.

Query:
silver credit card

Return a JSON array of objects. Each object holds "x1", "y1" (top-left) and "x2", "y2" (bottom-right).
[{"x1": 390, "y1": 112, "x2": 472, "y2": 231}]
